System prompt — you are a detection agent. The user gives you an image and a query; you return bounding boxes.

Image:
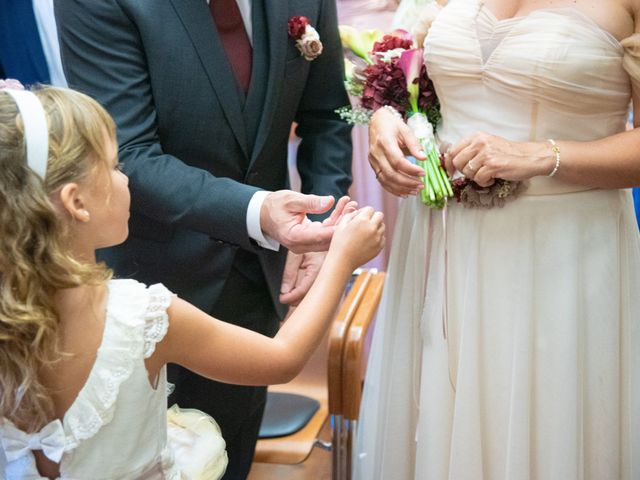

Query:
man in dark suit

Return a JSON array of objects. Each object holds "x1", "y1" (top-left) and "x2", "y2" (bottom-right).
[{"x1": 55, "y1": 0, "x2": 351, "y2": 477}]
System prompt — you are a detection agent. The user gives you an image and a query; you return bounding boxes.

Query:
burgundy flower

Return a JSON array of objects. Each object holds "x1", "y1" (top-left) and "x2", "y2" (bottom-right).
[
  {"x1": 451, "y1": 177, "x2": 526, "y2": 207},
  {"x1": 451, "y1": 177, "x2": 471, "y2": 203},
  {"x1": 288, "y1": 16, "x2": 310, "y2": 40},
  {"x1": 418, "y1": 64, "x2": 438, "y2": 112},
  {"x1": 361, "y1": 59, "x2": 410, "y2": 115},
  {"x1": 372, "y1": 34, "x2": 413, "y2": 54}
]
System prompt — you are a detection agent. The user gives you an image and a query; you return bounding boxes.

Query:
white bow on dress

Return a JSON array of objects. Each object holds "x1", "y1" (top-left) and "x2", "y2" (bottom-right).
[{"x1": 1, "y1": 419, "x2": 66, "y2": 463}]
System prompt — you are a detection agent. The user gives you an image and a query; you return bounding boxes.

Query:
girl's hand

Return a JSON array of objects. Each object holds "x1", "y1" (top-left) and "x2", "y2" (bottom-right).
[
  {"x1": 445, "y1": 132, "x2": 555, "y2": 187},
  {"x1": 368, "y1": 108, "x2": 427, "y2": 197},
  {"x1": 330, "y1": 207, "x2": 385, "y2": 269}
]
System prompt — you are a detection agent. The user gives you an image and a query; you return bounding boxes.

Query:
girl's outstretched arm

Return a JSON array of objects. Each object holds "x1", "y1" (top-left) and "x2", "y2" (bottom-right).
[{"x1": 152, "y1": 208, "x2": 384, "y2": 386}]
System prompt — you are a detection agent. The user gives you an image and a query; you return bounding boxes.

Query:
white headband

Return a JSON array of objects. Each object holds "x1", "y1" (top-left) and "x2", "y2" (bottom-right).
[{"x1": 3, "y1": 89, "x2": 49, "y2": 179}]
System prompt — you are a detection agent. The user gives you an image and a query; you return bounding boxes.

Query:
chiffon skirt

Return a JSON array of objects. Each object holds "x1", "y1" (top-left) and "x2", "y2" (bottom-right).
[
  {"x1": 168, "y1": 405, "x2": 228, "y2": 480},
  {"x1": 354, "y1": 188, "x2": 640, "y2": 480}
]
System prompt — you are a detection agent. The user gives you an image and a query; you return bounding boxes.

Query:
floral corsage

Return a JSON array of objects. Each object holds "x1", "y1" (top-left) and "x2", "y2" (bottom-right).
[
  {"x1": 451, "y1": 177, "x2": 527, "y2": 208},
  {"x1": 288, "y1": 16, "x2": 323, "y2": 61}
]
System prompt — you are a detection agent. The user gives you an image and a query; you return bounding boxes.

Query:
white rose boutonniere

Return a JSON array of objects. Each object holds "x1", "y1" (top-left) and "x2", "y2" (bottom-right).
[{"x1": 288, "y1": 16, "x2": 323, "y2": 61}]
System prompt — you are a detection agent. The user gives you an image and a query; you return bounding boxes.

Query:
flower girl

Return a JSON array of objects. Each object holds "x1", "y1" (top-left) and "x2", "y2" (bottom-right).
[{"x1": 0, "y1": 85, "x2": 384, "y2": 479}]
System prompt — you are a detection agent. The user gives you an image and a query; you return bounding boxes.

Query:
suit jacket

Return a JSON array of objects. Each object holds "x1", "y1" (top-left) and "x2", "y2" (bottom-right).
[
  {"x1": 0, "y1": 0, "x2": 51, "y2": 84},
  {"x1": 55, "y1": 0, "x2": 352, "y2": 316}
]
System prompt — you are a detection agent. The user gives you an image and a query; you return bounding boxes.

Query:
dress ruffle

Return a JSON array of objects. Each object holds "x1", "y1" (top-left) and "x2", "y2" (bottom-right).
[
  {"x1": 63, "y1": 280, "x2": 148, "y2": 451},
  {"x1": 62, "y1": 280, "x2": 173, "y2": 455},
  {"x1": 143, "y1": 284, "x2": 173, "y2": 359}
]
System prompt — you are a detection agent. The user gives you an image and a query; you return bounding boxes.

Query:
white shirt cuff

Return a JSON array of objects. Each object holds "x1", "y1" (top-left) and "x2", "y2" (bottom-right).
[{"x1": 247, "y1": 191, "x2": 280, "y2": 251}]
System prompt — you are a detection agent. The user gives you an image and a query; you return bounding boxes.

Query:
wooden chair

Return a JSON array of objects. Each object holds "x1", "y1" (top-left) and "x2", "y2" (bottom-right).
[{"x1": 253, "y1": 269, "x2": 385, "y2": 479}]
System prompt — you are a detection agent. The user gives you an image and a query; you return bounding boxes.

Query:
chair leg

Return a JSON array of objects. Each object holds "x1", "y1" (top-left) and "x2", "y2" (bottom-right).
[
  {"x1": 331, "y1": 415, "x2": 343, "y2": 479},
  {"x1": 345, "y1": 420, "x2": 357, "y2": 480}
]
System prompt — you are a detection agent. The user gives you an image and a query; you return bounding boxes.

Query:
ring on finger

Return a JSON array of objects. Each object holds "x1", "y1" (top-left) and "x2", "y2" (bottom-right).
[
  {"x1": 375, "y1": 169, "x2": 382, "y2": 179},
  {"x1": 467, "y1": 161, "x2": 476, "y2": 171}
]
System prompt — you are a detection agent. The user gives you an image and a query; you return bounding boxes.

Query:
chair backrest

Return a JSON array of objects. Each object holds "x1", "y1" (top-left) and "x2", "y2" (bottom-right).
[
  {"x1": 328, "y1": 270, "x2": 386, "y2": 480},
  {"x1": 342, "y1": 271, "x2": 385, "y2": 421},
  {"x1": 327, "y1": 270, "x2": 377, "y2": 418}
]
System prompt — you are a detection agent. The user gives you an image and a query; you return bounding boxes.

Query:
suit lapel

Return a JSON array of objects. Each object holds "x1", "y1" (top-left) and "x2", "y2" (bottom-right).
[
  {"x1": 248, "y1": 0, "x2": 289, "y2": 168},
  {"x1": 168, "y1": 0, "x2": 249, "y2": 160}
]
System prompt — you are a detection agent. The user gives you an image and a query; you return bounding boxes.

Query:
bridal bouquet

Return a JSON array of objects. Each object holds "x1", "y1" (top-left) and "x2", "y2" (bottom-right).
[
  {"x1": 337, "y1": 26, "x2": 451, "y2": 208},
  {"x1": 338, "y1": 23, "x2": 525, "y2": 209}
]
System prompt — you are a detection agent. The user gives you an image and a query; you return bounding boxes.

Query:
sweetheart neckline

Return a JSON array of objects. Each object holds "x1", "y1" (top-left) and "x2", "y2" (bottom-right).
[
  {"x1": 477, "y1": 0, "x2": 623, "y2": 47},
  {"x1": 467, "y1": 0, "x2": 624, "y2": 68}
]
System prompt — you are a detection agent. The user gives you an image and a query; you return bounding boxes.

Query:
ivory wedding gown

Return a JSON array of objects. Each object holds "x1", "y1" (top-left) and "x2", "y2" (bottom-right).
[{"x1": 354, "y1": 1, "x2": 640, "y2": 478}]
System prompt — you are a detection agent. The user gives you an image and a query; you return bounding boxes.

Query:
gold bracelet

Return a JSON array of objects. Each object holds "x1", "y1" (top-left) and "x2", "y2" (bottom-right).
[{"x1": 547, "y1": 139, "x2": 561, "y2": 177}]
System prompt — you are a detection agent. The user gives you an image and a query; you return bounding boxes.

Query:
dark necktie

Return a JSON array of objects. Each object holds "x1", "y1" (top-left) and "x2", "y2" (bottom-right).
[{"x1": 209, "y1": 0, "x2": 253, "y2": 93}]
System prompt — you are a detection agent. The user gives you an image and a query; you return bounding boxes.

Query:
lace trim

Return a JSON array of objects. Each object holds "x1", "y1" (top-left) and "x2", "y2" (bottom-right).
[
  {"x1": 62, "y1": 280, "x2": 153, "y2": 451},
  {"x1": 143, "y1": 284, "x2": 173, "y2": 359}
]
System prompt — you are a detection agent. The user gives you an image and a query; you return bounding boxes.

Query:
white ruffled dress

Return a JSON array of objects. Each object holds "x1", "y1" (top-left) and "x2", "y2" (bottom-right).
[{"x1": 0, "y1": 279, "x2": 227, "y2": 479}]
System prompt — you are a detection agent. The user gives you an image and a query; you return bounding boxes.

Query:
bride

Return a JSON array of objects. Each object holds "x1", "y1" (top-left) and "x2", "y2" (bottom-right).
[{"x1": 354, "y1": 0, "x2": 640, "y2": 478}]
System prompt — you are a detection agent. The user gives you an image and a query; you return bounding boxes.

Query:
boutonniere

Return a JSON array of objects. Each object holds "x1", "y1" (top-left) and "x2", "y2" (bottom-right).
[{"x1": 288, "y1": 16, "x2": 323, "y2": 61}]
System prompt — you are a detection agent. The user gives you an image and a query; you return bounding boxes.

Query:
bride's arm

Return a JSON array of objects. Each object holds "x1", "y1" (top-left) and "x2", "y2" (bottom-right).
[
  {"x1": 150, "y1": 208, "x2": 384, "y2": 386},
  {"x1": 446, "y1": 7, "x2": 640, "y2": 189},
  {"x1": 444, "y1": 125, "x2": 640, "y2": 189}
]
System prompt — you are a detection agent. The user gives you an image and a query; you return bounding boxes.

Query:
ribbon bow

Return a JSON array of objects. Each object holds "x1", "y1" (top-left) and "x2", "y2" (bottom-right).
[{"x1": 1, "y1": 419, "x2": 66, "y2": 463}]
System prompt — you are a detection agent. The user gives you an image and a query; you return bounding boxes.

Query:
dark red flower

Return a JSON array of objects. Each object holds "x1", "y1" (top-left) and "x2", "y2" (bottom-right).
[
  {"x1": 361, "y1": 59, "x2": 410, "y2": 115},
  {"x1": 418, "y1": 64, "x2": 438, "y2": 112},
  {"x1": 451, "y1": 177, "x2": 471, "y2": 202},
  {"x1": 372, "y1": 34, "x2": 414, "y2": 53},
  {"x1": 288, "y1": 16, "x2": 310, "y2": 39}
]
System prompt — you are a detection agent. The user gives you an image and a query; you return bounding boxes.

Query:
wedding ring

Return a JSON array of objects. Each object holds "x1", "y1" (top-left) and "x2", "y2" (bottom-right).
[
  {"x1": 375, "y1": 169, "x2": 382, "y2": 179},
  {"x1": 467, "y1": 161, "x2": 476, "y2": 171}
]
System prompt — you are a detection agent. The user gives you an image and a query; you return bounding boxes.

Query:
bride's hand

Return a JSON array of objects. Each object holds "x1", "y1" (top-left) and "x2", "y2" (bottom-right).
[
  {"x1": 445, "y1": 132, "x2": 556, "y2": 187},
  {"x1": 368, "y1": 108, "x2": 427, "y2": 197}
]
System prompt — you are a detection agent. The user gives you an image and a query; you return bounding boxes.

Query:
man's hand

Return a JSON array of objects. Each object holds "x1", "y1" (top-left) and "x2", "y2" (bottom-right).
[
  {"x1": 278, "y1": 196, "x2": 357, "y2": 305},
  {"x1": 260, "y1": 191, "x2": 356, "y2": 254},
  {"x1": 279, "y1": 251, "x2": 327, "y2": 306}
]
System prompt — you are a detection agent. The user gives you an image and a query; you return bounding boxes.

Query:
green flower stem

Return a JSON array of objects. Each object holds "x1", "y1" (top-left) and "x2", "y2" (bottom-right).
[
  {"x1": 428, "y1": 155, "x2": 445, "y2": 199},
  {"x1": 426, "y1": 160, "x2": 442, "y2": 200},
  {"x1": 416, "y1": 160, "x2": 429, "y2": 203},
  {"x1": 407, "y1": 111, "x2": 455, "y2": 208}
]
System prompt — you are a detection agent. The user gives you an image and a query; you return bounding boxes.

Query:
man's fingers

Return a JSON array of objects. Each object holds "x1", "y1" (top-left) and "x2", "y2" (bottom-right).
[
  {"x1": 280, "y1": 252, "x2": 303, "y2": 294},
  {"x1": 279, "y1": 287, "x2": 305, "y2": 306},
  {"x1": 279, "y1": 274, "x2": 312, "y2": 306},
  {"x1": 285, "y1": 222, "x2": 335, "y2": 253},
  {"x1": 288, "y1": 193, "x2": 335, "y2": 215}
]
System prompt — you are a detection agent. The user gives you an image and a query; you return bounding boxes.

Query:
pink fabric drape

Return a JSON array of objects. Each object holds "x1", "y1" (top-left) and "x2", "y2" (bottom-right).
[{"x1": 337, "y1": 0, "x2": 400, "y2": 270}]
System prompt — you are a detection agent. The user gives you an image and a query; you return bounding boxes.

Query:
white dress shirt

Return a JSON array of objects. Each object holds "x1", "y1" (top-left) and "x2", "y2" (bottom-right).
[{"x1": 32, "y1": 0, "x2": 68, "y2": 87}]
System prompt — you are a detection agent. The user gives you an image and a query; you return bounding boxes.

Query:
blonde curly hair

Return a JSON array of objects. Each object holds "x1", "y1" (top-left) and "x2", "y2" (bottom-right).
[{"x1": 0, "y1": 87, "x2": 114, "y2": 432}]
